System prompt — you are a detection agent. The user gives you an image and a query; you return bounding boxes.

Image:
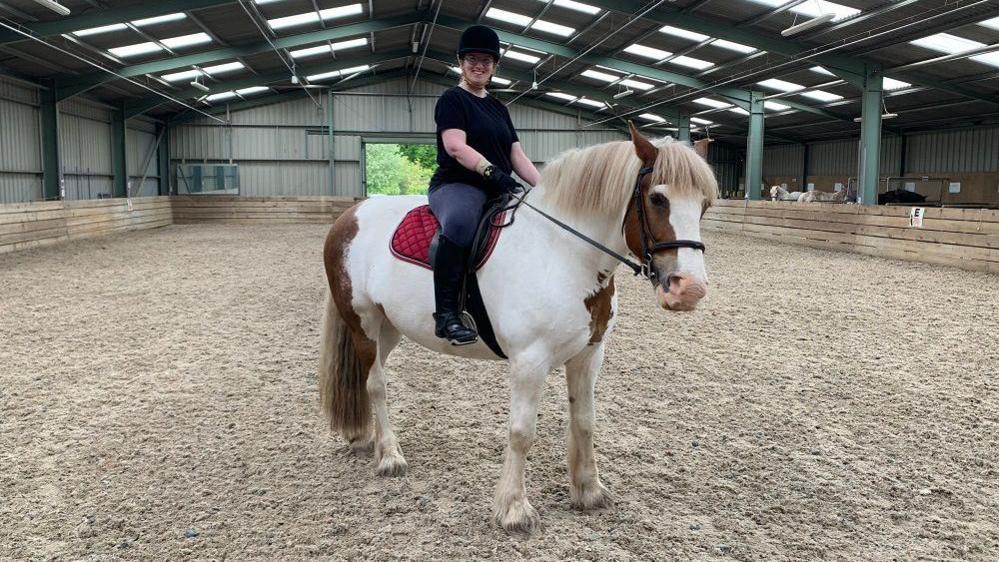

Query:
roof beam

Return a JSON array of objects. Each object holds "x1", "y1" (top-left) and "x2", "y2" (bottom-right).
[
  {"x1": 0, "y1": 0, "x2": 235, "y2": 44},
  {"x1": 55, "y1": 12, "x2": 425, "y2": 101}
]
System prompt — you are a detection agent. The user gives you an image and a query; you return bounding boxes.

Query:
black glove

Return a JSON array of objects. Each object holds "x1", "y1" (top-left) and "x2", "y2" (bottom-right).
[{"x1": 483, "y1": 166, "x2": 522, "y2": 194}]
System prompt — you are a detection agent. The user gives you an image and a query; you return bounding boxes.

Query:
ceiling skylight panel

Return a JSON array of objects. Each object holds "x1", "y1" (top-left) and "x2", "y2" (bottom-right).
[
  {"x1": 810, "y1": 66, "x2": 835, "y2": 76},
  {"x1": 669, "y1": 55, "x2": 714, "y2": 69},
  {"x1": 503, "y1": 49, "x2": 541, "y2": 64},
  {"x1": 204, "y1": 62, "x2": 245, "y2": 75},
  {"x1": 486, "y1": 8, "x2": 532, "y2": 26},
  {"x1": 161, "y1": 33, "x2": 211, "y2": 49},
  {"x1": 73, "y1": 23, "x2": 128, "y2": 37},
  {"x1": 539, "y1": 0, "x2": 601, "y2": 15},
  {"x1": 789, "y1": 0, "x2": 859, "y2": 22},
  {"x1": 491, "y1": 76, "x2": 512, "y2": 85},
  {"x1": 290, "y1": 37, "x2": 368, "y2": 58},
  {"x1": 712, "y1": 39, "x2": 756, "y2": 54},
  {"x1": 757, "y1": 78, "x2": 804, "y2": 92},
  {"x1": 620, "y1": 78, "x2": 654, "y2": 90},
  {"x1": 971, "y1": 52, "x2": 999, "y2": 67},
  {"x1": 624, "y1": 44, "x2": 670, "y2": 59},
  {"x1": 800, "y1": 89, "x2": 843, "y2": 101},
  {"x1": 638, "y1": 113, "x2": 666, "y2": 122},
  {"x1": 764, "y1": 101, "x2": 790, "y2": 111},
  {"x1": 236, "y1": 86, "x2": 269, "y2": 96},
  {"x1": 659, "y1": 25, "x2": 708, "y2": 42},
  {"x1": 309, "y1": 70, "x2": 343, "y2": 81},
  {"x1": 575, "y1": 98, "x2": 606, "y2": 108},
  {"x1": 108, "y1": 42, "x2": 162, "y2": 58},
  {"x1": 531, "y1": 20, "x2": 575, "y2": 36},
  {"x1": 162, "y1": 69, "x2": 202, "y2": 82},
  {"x1": 581, "y1": 69, "x2": 620, "y2": 82},
  {"x1": 291, "y1": 45, "x2": 331, "y2": 58},
  {"x1": 728, "y1": 107, "x2": 750, "y2": 115},
  {"x1": 546, "y1": 92, "x2": 578, "y2": 101},
  {"x1": 883, "y1": 77, "x2": 911, "y2": 91},
  {"x1": 205, "y1": 91, "x2": 238, "y2": 102},
  {"x1": 132, "y1": 13, "x2": 187, "y2": 27},
  {"x1": 693, "y1": 97, "x2": 731, "y2": 109},
  {"x1": 268, "y1": 4, "x2": 363, "y2": 30},
  {"x1": 981, "y1": 16, "x2": 999, "y2": 31},
  {"x1": 910, "y1": 33, "x2": 981, "y2": 54},
  {"x1": 690, "y1": 117, "x2": 713, "y2": 125}
]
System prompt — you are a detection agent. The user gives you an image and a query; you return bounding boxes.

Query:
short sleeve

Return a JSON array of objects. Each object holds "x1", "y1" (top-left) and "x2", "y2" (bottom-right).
[
  {"x1": 503, "y1": 105, "x2": 519, "y2": 143},
  {"x1": 435, "y1": 90, "x2": 466, "y2": 133}
]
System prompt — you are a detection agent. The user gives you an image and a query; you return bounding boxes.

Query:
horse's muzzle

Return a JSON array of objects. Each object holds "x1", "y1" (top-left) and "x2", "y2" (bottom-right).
[{"x1": 655, "y1": 273, "x2": 707, "y2": 311}]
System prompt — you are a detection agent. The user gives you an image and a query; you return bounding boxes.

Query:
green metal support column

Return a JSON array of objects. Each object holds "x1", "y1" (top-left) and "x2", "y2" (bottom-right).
[
  {"x1": 677, "y1": 115, "x2": 690, "y2": 143},
  {"x1": 744, "y1": 91, "x2": 765, "y2": 200},
  {"x1": 157, "y1": 125, "x2": 170, "y2": 195},
  {"x1": 40, "y1": 86, "x2": 62, "y2": 200},
  {"x1": 857, "y1": 64, "x2": 883, "y2": 205},
  {"x1": 111, "y1": 108, "x2": 128, "y2": 198}
]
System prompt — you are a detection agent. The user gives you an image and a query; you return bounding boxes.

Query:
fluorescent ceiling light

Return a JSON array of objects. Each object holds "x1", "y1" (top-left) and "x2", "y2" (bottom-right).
[
  {"x1": 800, "y1": 89, "x2": 843, "y2": 101},
  {"x1": 161, "y1": 33, "x2": 211, "y2": 49},
  {"x1": 108, "y1": 42, "x2": 162, "y2": 58},
  {"x1": 712, "y1": 39, "x2": 756, "y2": 54},
  {"x1": 757, "y1": 78, "x2": 804, "y2": 92},
  {"x1": 236, "y1": 86, "x2": 269, "y2": 96},
  {"x1": 659, "y1": 25, "x2": 708, "y2": 42},
  {"x1": 581, "y1": 69, "x2": 619, "y2": 82},
  {"x1": 669, "y1": 55, "x2": 714, "y2": 70},
  {"x1": 764, "y1": 101, "x2": 790, "y2": 111},
  {"x1": 268, "y1": 4, "x2": 363, "y2": 30},
  {"x1": 638, "y1": 113, "x2": 665, "y2": 122},
  {"x1": 290, "y1": 37, "x2": 367, "y2": 58},
  {"x1": 545, "y1": 92, "x2": 577, "y2": 101},
  {"x1": 205, "y1": 91, "x2": 238, "y2": 102},
  {"x1": 540, "y1": 0, "x2": 601, "y2": 15},
  {"x1": 132, "y1": 13, "x2": 187, "y2": 27},
  {"x1": 575, "y1": 98, "x2": 605, "y2": 108},
  {"x1": 693, "y1": 97, "x2": 731, "y2": 109},
  {"x1": 624, "y1": 44, "x2": 670, "y2": 59},
  {"x1": 690, "y1": 117, "x2": 713, "y2": 125},
  {"x1": 810, "y1": 66, "x2": 835, "y2": 76},
  {"x1": 503, "y1": 50, "x2": 541, "y2": 64},
  {"x1": 73, "y1": 23, "x2": 128, "y2": 37},
  {"x1": 620, "y1": 78, "x2": 654, "y2": 90}
]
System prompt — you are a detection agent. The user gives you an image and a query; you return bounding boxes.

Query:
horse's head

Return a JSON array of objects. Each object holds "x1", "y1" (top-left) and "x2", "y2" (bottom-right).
[
  {"x1": 624, "y1": 122, "x2": 718, "y2": 312},
  {"x1": 770, "y1": 185, "x2": 781, "y2": 200}
]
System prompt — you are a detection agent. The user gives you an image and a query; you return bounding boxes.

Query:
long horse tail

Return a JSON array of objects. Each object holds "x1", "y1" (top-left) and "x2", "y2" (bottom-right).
[{"x1": 318, "y1": 289, "x2": 371, "y2": 441}]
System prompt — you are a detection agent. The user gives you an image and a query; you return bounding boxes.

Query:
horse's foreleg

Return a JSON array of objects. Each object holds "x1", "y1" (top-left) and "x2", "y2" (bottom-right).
[
  {"x1": 368, "y1": 326, "x2": 407, "y2": 476},
  {"x1": 494, "y1": 354, "x2": 549, "y2": 535},
  {"x1": 565, "y1": 344, "x2": 613, "y2": 510}
]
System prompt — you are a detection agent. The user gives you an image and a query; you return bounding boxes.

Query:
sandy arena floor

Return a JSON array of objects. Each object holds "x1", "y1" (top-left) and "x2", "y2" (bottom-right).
[{"x1": 1, "y1": 222, "x2": 998, "y2": 561}]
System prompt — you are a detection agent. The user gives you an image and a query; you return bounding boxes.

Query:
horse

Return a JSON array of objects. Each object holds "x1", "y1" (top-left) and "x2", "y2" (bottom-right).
[
  {"x1": 798, "y1": 189, "x2": 848, "y2": 203},
  {"x1": 771, "y1": 185, "x2": 803, "y2": 201},
  {"x1": 318, "y1": 122, "x2": 719, "y2": 535}
]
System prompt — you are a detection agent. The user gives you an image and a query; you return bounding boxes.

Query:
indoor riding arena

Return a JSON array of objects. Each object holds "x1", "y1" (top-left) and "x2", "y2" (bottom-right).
[{"x1": 1, "y1": 1, "x2": 997, "y2": 560}]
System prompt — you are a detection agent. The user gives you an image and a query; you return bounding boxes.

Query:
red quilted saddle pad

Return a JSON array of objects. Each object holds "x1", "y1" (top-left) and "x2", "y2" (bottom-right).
[{"x1": 390, "y1": 205, "x2": 504, "y2": 271}]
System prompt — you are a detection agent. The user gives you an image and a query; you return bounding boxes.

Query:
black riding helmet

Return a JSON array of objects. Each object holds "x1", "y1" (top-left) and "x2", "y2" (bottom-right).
[{"x1": 457, "y1": 25, "x2": 500, "y2": 61}]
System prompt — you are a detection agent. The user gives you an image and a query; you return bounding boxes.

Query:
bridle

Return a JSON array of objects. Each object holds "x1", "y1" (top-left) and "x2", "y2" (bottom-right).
[
  {"x1": 623, "y1": 165, "x2": 706, "y2": 283},
  {"x1": 506, "y1": 164, "x2": 706, "y2": 285}
]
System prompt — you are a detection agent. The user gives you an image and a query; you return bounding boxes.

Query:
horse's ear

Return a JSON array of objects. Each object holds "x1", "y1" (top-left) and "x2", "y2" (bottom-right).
[
  {"x1": 693, "y1": 137, "x2": 713, "y2": 160},
  {"x1": 628, "y1": 120, "x2": 657, "y2": 166}
]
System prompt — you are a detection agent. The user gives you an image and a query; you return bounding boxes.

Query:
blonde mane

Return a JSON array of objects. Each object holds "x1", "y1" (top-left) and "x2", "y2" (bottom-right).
[{"x1": 537, "y1": 137, "x2": 719, "y2": 217}]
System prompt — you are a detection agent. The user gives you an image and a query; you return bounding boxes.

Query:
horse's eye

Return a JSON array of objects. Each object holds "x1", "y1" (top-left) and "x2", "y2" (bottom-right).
[{"x1": 650, "y1": 193, "x2": 668, "y2": 208}]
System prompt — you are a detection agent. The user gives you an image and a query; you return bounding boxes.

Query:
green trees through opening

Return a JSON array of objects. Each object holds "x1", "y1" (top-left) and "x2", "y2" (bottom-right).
[{"x1": 365, "y1": 143, "x2": 436, "y2": 196}]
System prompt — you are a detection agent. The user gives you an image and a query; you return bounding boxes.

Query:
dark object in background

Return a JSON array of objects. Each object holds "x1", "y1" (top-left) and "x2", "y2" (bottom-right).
[{"x1": 879, "y1": 188, "x2": 928, "y2": 205}]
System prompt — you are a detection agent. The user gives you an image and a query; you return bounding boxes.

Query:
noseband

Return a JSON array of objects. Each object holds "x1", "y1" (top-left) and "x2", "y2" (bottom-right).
[{"x1": 623, "y1": 166, "x2": 706, "y2": 283}]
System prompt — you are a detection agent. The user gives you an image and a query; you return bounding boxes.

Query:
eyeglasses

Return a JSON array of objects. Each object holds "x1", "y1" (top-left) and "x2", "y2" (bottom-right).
[{"x1": 462, "y1": 55, "x2": 495, "y2": 68}]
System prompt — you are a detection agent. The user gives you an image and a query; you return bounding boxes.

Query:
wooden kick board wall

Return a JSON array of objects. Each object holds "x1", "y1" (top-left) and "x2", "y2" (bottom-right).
[
  {"x1": 0, "y1": 197, "x2": 173, "y2": 255},
  {"x1": 171, "y1": 196, "x2": 360, "y2": 225},
  {"x1": 703, "y1": 200, "x2": 999, "y2": 274}
]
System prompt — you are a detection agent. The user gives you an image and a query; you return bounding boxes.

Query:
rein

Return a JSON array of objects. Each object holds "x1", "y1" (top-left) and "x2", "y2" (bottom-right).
[{"x1": 505, "y1": 165, "x2": 706, "y2": 283}]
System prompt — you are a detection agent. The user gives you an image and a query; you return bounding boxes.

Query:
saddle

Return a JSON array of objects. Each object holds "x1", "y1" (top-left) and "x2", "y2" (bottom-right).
[{"x1": 390, "y1": 195, "x2": 513, "y2": 358}]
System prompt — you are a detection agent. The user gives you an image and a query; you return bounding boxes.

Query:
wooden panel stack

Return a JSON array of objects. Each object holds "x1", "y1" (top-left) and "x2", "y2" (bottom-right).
[
  {"x1": 0, "y1": 197, "x2": 173, "y2": 255},
  {"x1": 704, "y1": 200, "x2": 999, "y2": 273},
  {"x1": 172, "y1": 196, "x2": 361, "y2": 224}
]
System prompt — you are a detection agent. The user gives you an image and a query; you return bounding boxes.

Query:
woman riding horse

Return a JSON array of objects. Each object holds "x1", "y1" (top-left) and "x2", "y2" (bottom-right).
[{"x1": 429, "y1": 25, "x2": 541, "y2": 346}]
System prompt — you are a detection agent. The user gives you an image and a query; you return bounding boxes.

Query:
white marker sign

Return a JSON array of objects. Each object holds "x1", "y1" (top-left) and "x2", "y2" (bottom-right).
[{"x1": 909, "y1": 207, "x2": 924, "y2": 228}]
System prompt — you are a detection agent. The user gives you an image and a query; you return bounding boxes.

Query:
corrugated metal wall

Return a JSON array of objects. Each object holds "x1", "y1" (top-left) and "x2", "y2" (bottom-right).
[
  {"x1": 763, "y1": 144, "x2": 804, "y2": 177},
  {"x1": 170, "y1": 77, "x2": 626, "y2": 197},
  {"x1": 0, "y1": 76, "x2": 42, "y2": 203},
  {"x1": 60, "y1": 99, "x2": 113, "y2": 200},
  {"x1": 127, "y1": 120, "x2": 160, "y2": 197},
  {"x1": 905, "y1": 126, "x2": 999, "y2": 173}
]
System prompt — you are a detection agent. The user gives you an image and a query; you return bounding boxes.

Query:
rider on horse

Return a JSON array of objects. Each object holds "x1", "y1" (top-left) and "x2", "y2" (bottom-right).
[{"x1": 428, "y1": 25, "x2": 541, "y2": 346}]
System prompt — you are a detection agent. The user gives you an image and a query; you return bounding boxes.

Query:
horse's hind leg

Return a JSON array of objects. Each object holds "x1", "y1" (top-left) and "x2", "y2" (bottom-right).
[
  {"x1": 564, "y1": 344, "x2": 613, "y2": 510},
  {"x1": 367, "y1": 323, "x2": 407, "y2": 476}
]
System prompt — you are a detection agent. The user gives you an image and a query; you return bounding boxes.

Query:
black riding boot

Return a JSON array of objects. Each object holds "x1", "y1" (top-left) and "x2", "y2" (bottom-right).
[{"x1": 432, "y1": 235, "x2": 479, "y2": 345}]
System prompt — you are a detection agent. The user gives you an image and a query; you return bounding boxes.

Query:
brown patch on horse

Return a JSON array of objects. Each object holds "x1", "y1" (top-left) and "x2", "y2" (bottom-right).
[
  {"x1": 584, "y1": 276, "x2": 615, "y2": 344},
  {"x1": 320, "y1": 203, "x2": 376, "y2": 439}
]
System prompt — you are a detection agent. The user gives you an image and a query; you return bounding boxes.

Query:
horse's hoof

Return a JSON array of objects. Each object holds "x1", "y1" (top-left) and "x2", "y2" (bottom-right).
[
  {"x1": 571, "y1": 480, "x2": 614, "y2": 511},
  {"x1": 348, "y1": 436, "x2": 374, "y2": 456},
  {"x1": 495, "y1": 498, "x2": 541, "y2": 536},
  {"x1": 375, "y1": 454, "x2": 408, "y2": 477}
]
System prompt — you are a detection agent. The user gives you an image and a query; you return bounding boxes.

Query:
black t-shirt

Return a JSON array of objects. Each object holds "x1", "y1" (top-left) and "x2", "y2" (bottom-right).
[{"x1": 429, "y1": 87, "x2": 519, "y2": 191}]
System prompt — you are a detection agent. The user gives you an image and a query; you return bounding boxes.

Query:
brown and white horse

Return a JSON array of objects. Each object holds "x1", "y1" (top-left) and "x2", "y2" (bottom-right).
[{"x1": 319, "y1": 123, "x2": 719, "y2": 535}]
